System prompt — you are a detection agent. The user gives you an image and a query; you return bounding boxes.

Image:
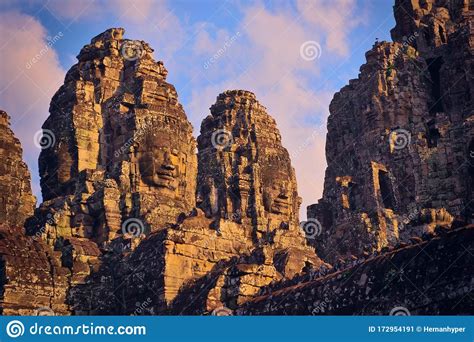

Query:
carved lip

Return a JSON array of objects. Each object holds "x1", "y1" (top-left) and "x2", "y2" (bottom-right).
[
  {"x1": 272, "y1": 197, "x2": 290, "y2": 212},
  {"x1": 156, "y1": 172, "x2": 176, "y2": 181}
]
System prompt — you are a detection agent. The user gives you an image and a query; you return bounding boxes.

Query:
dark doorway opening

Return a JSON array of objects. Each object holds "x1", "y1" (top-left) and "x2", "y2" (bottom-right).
[
  {"x1": 426, "y1": 57, "x2": 444, "y2": 113},
  {"x1": 348, "y1": 182, "x2": 358, "y2": 210},
  {"x1": 379, "y1": 170, "x2": 395, "y2": 210},
  {"x1": 426, "y1": 119, "x2": 441, "y2": 147}
]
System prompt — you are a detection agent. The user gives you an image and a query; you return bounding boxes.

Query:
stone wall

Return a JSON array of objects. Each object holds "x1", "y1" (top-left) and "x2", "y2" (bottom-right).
[
  {"x1": 34, "y1": 27, "x2": 197, "y2": 247},
  {"x1": 82, "y1": 90, "x2": 325, "y2": 315},
  {"x1": 0, "y1": 1, "x2": 472, "y2": 316},
  {"x1": 308, "y1": 0, "x2": 474, "y2": 264},
  {"x1": 0, "y1": 226, "x2": 70, "y2": 315},
  {"x1": 0, "y1": 111, "x2": 68, "y2": 315},
  {"x1": 0, "y1": 111, "x2": 36, "y2": 228},
  {"x1": 239, "y1": 226, "x2": 474, "y2": 315}
]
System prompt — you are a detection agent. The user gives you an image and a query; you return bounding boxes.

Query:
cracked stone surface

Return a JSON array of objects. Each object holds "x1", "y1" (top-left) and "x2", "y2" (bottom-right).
[
  {"x1": 308, "y1": 0, "x2": 473, "y2": 264},
  {"x1": 0, "y1": 0, "x2": 473, "y2": 316},
  {"x1": 0, "y1": 110, "x2": 36, "y2": 228}
]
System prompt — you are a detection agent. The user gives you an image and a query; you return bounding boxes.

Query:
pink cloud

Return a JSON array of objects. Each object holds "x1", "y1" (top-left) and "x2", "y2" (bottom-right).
[
  {"x1": 113, "y1": 0, "x2": 156, "y2": 22},
  {"x1": 0, "y1": 11, "x2": 65, "y2": 197},
  {"x1": 1, "y1": 1, "x2": 364, "y2": 218},
  {"x1": 185, "y1": 3, "x2": 346, "y2": 219}
]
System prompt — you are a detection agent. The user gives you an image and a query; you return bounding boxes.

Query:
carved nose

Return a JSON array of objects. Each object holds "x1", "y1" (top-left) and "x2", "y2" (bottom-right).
[
  {"x1": 162, "y1": 152, "x2": 176, "y2": 171},
  {"x1": 163, "y1": 163, "x2": 176, "y2": 171}
]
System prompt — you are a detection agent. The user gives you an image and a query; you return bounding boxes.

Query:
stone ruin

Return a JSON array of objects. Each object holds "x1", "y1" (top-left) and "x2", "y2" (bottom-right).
[
  {"x1": 35, "y1": 28, "x2": 197, "y2": 244},
  {"x1": 197, "y1": 90, "x2": 303, "y2": 245},
  {"x1": 1, "y1": 29, "x2": 323, "y2": 315},
  {"x1": 0, "y1": 111, "x2": 69, "y2": 315},
  {"x1": 109, "y1": 90, "x2": 323, "y2": 315},
  {"x1": 0, "y1": 0, "x2": 473, "y2": 316},
  {"x1": 0, "y1": 111, "x2": 36, "y2": 228},
  {"x1": 240, "y1": 224, "x2": 473, "y2": 315},
  {"x1": 308, "y1": 0, "x2": 474, "y2": 264}
]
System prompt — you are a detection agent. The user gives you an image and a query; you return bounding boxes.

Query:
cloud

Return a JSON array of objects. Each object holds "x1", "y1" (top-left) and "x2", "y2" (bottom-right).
[
  {"x1": 113, "y1": 0, "x2": 155, "y2": 22},
  {"x1": 46, "y1": 0, "x2": 184, "y2": 63},
  {"x1": 45, "y1": 0, "x2": 100, "y2": 20},
  {"x1": 0, "y1": 0, "x2": 365, "y2": 217},
  {"x1": 0, "y1": 11, "x2": 65, "y2": 198},
  {"x1": 0, "y1": 1, "x2": 185, "y2": 202},
  {"x1": 184, "y1": 2, "x2": 355, "y2": 219},
  {"x1": 46, "y1": 0, "x2": 160, "y2": 22},
  {"x1": 296, "y1": 0, "x2": 365, "y2": 56}
]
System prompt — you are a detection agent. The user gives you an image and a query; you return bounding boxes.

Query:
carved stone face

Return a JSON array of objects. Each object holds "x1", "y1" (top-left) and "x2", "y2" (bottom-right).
[
  {"x1": 263, "y1": 182, "x2": 291, "y2": 215},
  {"x1": 260, "y1": 157, "x2": 297, "y2": 223},
  {"x1": 131, "y1": 117, "x2": 197, "y2": 231},
  {"x1": 138, "y1": 130, "x2": 189, "y2": 198},
  {"x1": 141, "y1": 148, "x2": 180, "y2": 189}
]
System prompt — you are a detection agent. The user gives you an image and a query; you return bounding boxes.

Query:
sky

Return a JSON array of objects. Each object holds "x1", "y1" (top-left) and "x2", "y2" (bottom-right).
[{"x1": 0, "y1": 0, "x2": 395, "y2": 219}]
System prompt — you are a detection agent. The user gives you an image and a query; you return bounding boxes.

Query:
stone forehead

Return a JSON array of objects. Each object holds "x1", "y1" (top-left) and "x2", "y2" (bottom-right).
[
  {"x1": 137, "y1": 116, "x2": 194, "y2": 148},
  {"x1": 209, "y1": 90, "x2": 268, "y2": 115},
  {"x1": 139, "y1": 114, "x2": 193, "y2": 134},
  {"x1": 140, "y1": 131, "x2": 192, "y2": 147},
  {"x1": 91, "y1": 27, "x2": 124, "y2": 42},
  {"x1": 199, "y1": 91, "x2": 296, "y2": 178},
  {"x1": 218, "y1": 89, "x2": 257, "y2": 100}
]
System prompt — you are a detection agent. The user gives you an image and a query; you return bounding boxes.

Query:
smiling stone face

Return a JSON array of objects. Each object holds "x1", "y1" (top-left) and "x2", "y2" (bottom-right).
[
  {"x1": 140, "y1": 144, "x2": 181, "y2": 193},
  {"x1": 261, "y1": 160, "x2": 293, "y2": 215},
  {"x1": 134, "y1": 117, "x2": 197, "y2": 229},
  {"x1": 263, "y1": 183, "x2": 291, "y2": 215},
  {"x1": 259, "y1": 151, "x2": 300, "y2": 235}
]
